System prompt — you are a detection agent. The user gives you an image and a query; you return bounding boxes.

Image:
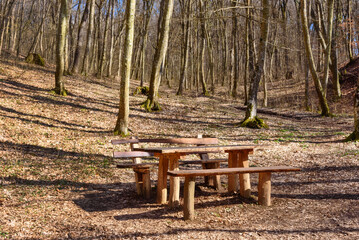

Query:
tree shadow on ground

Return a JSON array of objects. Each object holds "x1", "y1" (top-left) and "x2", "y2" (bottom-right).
[
  {"x1": 0, "y1": 141, "x2": 107, "y2": 160},
  {"x1": 0, "y1": 105, "x2": 112, "y2": 134},
  {"x1": 78, "y1": 226, "x2": 359, "y2": 240}
]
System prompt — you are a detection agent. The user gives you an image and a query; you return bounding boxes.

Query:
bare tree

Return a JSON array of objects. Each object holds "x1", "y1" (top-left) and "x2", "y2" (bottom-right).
[
  {"x1": 300, "y1": 0, "x2": 331, "y2": 116},
  {"x1": 54, "y1": 0, "x2": 69, "y2": 96},
  {"x1": 114, "y1": 0, "x2": 137, "y2": 136},
  {"x1": 240, "y1": 0, "x2": 270, "y2": 128},
  {"x1": 142, "y1": 0, "x2": 174, "y2": 112}
]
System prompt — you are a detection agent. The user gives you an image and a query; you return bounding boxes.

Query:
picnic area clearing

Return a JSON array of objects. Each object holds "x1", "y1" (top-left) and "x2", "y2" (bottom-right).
[{"x1": 0, "y1": 58, "x2": 358, "y2": 239}]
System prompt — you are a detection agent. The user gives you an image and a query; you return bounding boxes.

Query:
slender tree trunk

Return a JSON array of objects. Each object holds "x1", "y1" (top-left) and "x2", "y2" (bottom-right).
[
  {"x1": 143, "y1": 0, "x2": 174, "y2": 111},
  {"x1": 177, "y1": 0, "x2": 191, "y2": 95},
  {"x1": 301, "y1": 0, "x2": 331, "y2": 116},
  {"x1": 16, "y1": 0, "x2": 25, "y2": 57},
  {"x1": 82, "y1": 0, "x2": 95, "y2": 75},
  {"x1": 198, "y1": 0, "x2": 208, "y2": 96},
  {"x1": 241, "y1": 0, "x2": 270, "y2": 128},
  {"x1": 97, "y1": 1, "x2": 111, "y2": 79},
  {"x1": 54, "y1": 0, "x2": 69, "y2": 96},
  {"x1": 231, "y1": 0, "x2": 238, "y2": 98},
  {"x1": 27, "y1": 2, "x2": 49, "y2": 56},
  {"x1": 71, "y1": 0, "x2": 89, "y2": 74},
  {"x1": 114, "y1": 0, "x2": 136, "y2": 136},
  {"x1": 0, "y1": 0, "x2": 15, "y2": 56},
  {"x1": 347, "y1": 0, "x2": 354, "y2": 62},
  {"x1": 322, "y1": 0, "x2": 335, "y2": 96},
  {"x1": 107, "y1": 0, "x2": 115, "y2": 77}
]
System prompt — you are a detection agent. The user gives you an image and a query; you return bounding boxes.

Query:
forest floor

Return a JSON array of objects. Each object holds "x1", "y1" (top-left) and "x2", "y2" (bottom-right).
[{"x1": 0, "y1": 55, "x2": 358, "y2": 239}]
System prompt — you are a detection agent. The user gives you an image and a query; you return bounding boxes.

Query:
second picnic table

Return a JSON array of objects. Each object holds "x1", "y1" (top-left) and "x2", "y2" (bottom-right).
[{"x1": 134, "y1": 145, "x2": 258, "y2": 205}]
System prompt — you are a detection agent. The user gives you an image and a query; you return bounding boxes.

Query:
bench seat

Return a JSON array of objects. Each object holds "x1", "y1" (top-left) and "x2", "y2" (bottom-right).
[{"x1": 167, "y1": 166, "x2": 301, "y2": 220}]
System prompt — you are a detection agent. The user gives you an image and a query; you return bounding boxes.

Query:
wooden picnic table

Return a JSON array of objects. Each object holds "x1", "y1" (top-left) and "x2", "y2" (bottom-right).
[{"x1": 133, "y1": 145, "x2": 259, "y2": 205}]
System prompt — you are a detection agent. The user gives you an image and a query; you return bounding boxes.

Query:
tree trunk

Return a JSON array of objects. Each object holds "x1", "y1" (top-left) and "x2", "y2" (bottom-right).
[
  {"x1": 107, "y1": 0, "x2": 115, "y2": 77},
  {"x1": 177, "y1": 0, "x2": 191, "y2": 96},
  {"x1": 241, "y1": 0, "x2": 270, "y2": 128},
  {"x1": 322, "y1": 0, "x2": 335, "y2": 96},
  {"x1": 82, "y1": 0, "x2": 95, "y2": 75},
  {"x1": 71, "y1": 0, "x2": 89, "y2": 74},
  {"x1": 198, "y1": 0, "x2": 208, "y2": 96},
  {"x1": 143, "y1": 0, "x2": 174, "y2": 112},
  {"x1": 300, "y1": 0, "x2": 331, "y2": 116},
  {"x1": 0, "y1": 0, "x2": 15, "y2": 56},
  {"x1": 114, "y1": 0, "x2": 136, "y2": 136},
  {"x1": 97, "y1": 1, "x2": 111, "y2": 79},
  {"x1": 231, "y1": 0, "x2": 238, "y2": 98},
  {"x1": 27, "y1": 2, "x2": 50, "y2": 57},
  {"x1": 54, "y1": 0, "x2": 69, "y2": 96},
  {"x1": 347, "y1": 0, "x2": 354, "y2": 62},
  {"x1": 346, "y1": 79, "x2": 359, "y2": 141}
]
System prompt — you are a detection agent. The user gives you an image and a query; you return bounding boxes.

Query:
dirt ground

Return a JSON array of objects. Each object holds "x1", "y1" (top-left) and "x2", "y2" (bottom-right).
[{"x1": 0, "y1": 57, "x2": 358, "y2": 239}]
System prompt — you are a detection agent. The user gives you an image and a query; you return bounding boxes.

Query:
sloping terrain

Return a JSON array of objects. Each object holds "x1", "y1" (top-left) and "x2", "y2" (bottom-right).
[{"x1": 0, "y1": 56, "x2": 358, "y2": 239}]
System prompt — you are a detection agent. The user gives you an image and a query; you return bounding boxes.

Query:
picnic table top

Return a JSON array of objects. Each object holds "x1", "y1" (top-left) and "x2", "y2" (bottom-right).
[{"x1": 133, "y1": 144, "x2": 260, "y2": 154}]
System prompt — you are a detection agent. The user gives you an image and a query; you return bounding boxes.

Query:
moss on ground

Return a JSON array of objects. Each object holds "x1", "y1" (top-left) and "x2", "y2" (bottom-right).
[
  {"x1": 133, "y1": 86, "x2": 150, "y2": 96},
  {"x1": 25, "y1": 53, "x2": 45, "y2": 66},
  {"x1": 240, "y1": 117, "x2": 269, "y2": 129},
  {"x1": 345, "y1": 131, "x2": 359, "y2": 142},
  {"x1": 141, "y1": 98, "x2": 161, "y2": 112}
]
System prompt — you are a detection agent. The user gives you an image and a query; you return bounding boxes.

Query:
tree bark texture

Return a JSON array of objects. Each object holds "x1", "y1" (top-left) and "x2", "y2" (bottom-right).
[
  {"x1": 54, "y1": 0, "x2": 69, "y2": 96},
  {"x1": 114, "y1": 0, "x2": 136, "y2": 136},
  {"x1": 300, "y1": 0, "x2": 331, "y2": 117}
]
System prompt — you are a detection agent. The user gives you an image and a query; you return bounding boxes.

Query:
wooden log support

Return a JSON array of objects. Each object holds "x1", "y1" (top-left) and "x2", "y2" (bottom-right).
[
  {"x1": 184, "y1": 176, "x2": 196, "y2": 220},
  {"x1": 169, "y1": 154, "x2": 181, "y2": 207},
  {"x1": 239, "y1": 150, "x2": 251, "y2": 198},
  {"x1": 167, "y1": 166, "x2": 300, "y2": 220},
  {"x1": 157, "y1": 154, "x2": 169, "y2": 204},
  {"x1": 133, "y1": 166, "x2": 152, "y2": 199},
  {"x1": 258, "y1": 172, "x2": 271, "y2": 206},
  {"x1": 228, "y1": 151, "x2": 239, "y2": 192},
  {"x1": 143, "y1": 171, "x2": 151, "y2": 199}
]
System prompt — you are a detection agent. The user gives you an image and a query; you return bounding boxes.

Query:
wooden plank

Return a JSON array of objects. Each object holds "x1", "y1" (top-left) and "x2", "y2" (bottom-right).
[
  {"x1": 134, "y1": 145, "x2": 257, "y2": 154},
  {"x1": 113, "y1": 151, "x2": 154, "y2": 158},
  {"x1": 179, "y1": 159, "x2": 227, "y2": 164},
  {"x1": 112, "y1": 139, "x2": 140, "y2": 144},
  {"x1": 112, "y1": 138, "x2": 219, "y2": 145},
  {"x1": 167, "y1": 166, "x2": 301, "y2": 177},
  {"x1": 116, "y1": 163, "x2": 156, "y2": 168}
]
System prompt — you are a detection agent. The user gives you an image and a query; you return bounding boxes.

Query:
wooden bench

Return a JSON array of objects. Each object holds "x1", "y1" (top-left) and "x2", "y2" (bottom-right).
[
  {"x1": 167, "y1": 166, "x2": 301, "y2": 220},
  {"x1": 112, "y1": 137, "x2": 226, "y2": 198}
]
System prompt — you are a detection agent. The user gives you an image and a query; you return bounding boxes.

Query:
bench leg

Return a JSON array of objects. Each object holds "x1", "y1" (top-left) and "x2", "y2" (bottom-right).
[
  {"x1": 239, "y1": 151, "x2": 251, "y2": 198},
  {"x1": 228, "y1": 152, "x2": 239, "y2": 192},
  {"x1": 157, "y1": 155, "x2": 169, "y2": 204},
  {"x1": 134, "y1": 171, "x2": 143, "y2": 196},
  {"x1": 143, "y1": 171, "x2": 151, "y2": 199},
  {"x1": 258, "y1": 172, "x2": 271, "y2": 206},
  {"x1": 203, "y1": 162, "x2": 222, "y2": 190},
  {"x1": 184, "y1": 176, "x2": 195, "y2": 220},
  {"x1": 169, "y1": 156, "x2": 180, "y2": 207}
]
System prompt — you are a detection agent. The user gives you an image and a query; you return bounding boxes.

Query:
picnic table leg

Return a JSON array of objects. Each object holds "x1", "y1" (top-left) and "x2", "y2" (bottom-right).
[
  {"x1": 239, "y1": 150, "x2": 251, "y2": 198},
  {"x1": 228, "y1": 151, "x2": 239, "y2": 192},
  {"x1": 184, "y1": 176, "x2": 195, "y2": 220},
  {"x1": 169, "y1": 154, "x2": 180, "y2": 207},
  {"x1": 157, "y1": 155, "x2": 169, "y2": 204},
  {"x1": 258, "y1": 172, "x2": 271, "y2": 206}
]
